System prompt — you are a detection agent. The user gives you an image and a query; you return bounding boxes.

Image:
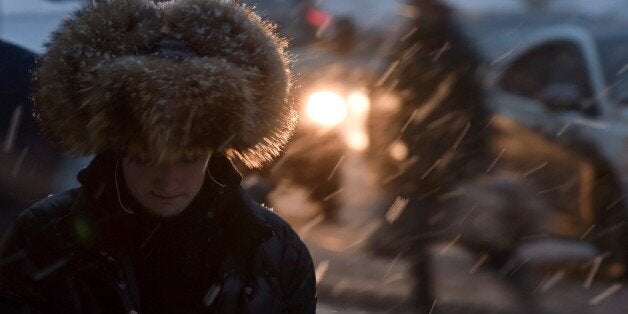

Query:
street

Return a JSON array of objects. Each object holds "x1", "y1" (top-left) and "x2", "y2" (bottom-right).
[{"x1": 276, "y1": 151, "x2": 628, "y2": 313}]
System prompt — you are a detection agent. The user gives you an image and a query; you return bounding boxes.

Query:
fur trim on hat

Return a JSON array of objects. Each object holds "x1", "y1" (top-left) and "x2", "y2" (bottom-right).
[{"x1": 34, "y1": 0, "x2": 296, "y2": 167}]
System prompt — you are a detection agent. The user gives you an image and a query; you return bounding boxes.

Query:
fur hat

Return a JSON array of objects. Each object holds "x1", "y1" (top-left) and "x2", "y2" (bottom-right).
[{"x1": 34, "y1": 0, "x2": 296, "y2": 167}]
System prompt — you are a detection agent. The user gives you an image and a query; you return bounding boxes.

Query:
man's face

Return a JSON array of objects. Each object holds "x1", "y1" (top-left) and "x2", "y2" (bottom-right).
[{"x1": 122, "y1": 152, "x2": 211, "y2": 217}]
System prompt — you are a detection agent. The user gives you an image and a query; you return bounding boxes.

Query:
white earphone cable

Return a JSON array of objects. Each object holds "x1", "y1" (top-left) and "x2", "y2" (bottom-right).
[{"x1": 115, "y1": 159, "x2": 135, "y2": 215}]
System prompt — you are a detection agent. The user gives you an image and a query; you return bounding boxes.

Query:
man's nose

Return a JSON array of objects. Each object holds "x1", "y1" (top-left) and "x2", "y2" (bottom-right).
[{"x1": 153, "y1": 163, "x2": 182, "y2": 191}]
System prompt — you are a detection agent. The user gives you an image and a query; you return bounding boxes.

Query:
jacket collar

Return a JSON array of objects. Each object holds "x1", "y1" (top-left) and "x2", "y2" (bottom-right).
[{"x1": 195, "y1": 154, "x2": 274, "y2": 258}]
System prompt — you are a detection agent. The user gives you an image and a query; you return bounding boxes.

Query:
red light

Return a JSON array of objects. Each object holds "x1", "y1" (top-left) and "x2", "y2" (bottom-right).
[{"x1": 306, "y1": 8, "x2": 331, "y2": 28}]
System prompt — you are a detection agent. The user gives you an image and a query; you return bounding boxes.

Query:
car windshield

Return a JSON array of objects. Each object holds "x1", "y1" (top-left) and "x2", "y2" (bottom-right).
[{"x1": 596, "y1": 34, "x2": 628, "y2": 105}]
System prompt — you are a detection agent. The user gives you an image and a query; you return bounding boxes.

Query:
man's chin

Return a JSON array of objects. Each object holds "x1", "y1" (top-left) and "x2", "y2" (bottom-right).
[{"x1": 144, "y1": 202, "x2": 189, "y2": 217}]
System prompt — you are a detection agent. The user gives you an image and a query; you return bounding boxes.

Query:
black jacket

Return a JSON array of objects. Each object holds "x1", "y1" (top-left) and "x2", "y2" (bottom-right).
[{"x1": 0, "y1": 153, "x2": 316, "y2": 313}]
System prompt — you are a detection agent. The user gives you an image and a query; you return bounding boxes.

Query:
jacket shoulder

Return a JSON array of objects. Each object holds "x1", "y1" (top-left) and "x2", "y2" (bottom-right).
[
  {"x1": 250, "y1": 201, "x2": 304, "y2": 247},
  {"x1": 0, "y1": 188, "x2": 84, "y2": 311},
  {"x1": 249, "y1": 203, "x2": 317, "y2": 312}
]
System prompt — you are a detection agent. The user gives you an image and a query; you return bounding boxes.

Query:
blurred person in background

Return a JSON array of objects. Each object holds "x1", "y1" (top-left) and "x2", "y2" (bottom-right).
[
  {"x1": 0, "y1": 39, "x2": 70, "y2": 233},
  {"x1": 367, "y1": 0, "x2": 492, "y2": 255},
  {"x1": 0, "y1": 0, "x2": 93, "y2": 235},
  {"x1": 0, "y1": 0, "x2": 316, "y2": 312},
  {"x1": 366, "y1": 0, "x2": 494, "y2": 310}
]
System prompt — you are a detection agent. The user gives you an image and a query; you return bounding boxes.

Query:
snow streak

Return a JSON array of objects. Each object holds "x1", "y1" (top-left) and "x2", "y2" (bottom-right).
[{"x1": 385, "y1": 196, "x2": 409, "y2": 224}]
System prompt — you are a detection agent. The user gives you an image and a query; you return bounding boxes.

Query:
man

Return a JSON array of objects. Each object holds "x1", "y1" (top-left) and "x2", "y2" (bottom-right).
[{"x1": 0, "y1": 0, "x2": 316, "y2": 312}]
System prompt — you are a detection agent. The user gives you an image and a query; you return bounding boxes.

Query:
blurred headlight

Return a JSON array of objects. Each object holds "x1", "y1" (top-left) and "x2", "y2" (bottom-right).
[
  {"x1": 305, "y1": 91, "x2": 348, "y2": 127},
  {"x1": 389, "y1": 140, "x2": 408, "y2": 161},
  {"x1": 347, "y1": 91, "x2": 370, "y2": 114},
  {"x1": 346, "y1": 131, "x2": 369, "y2": 151}
]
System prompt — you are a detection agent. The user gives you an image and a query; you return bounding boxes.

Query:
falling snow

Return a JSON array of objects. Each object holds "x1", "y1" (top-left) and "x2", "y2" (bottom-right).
[{"x1": 1, "y1": 0, "x2": 628, "y2": 313}]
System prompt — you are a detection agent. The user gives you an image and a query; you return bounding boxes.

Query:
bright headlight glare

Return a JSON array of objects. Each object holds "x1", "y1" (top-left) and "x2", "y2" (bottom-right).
[
  {"x1": 346, "y1": 131, "x2": 369, "y2": 151},
  {"x1": 347, "y1": 91, "x2": 370, "y2": 114},
  {"x1": 305, "y1": 91, "x2": 348, "y2": 127}
]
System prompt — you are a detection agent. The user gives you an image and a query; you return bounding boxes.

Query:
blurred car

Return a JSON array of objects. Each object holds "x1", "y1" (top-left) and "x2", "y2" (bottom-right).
[
  {"x1": 481, "y1": 23, "x2": 628, "y2": 276},
  {"x1": 237, "y1": 0, "x2": 382, "y2": 221}
]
